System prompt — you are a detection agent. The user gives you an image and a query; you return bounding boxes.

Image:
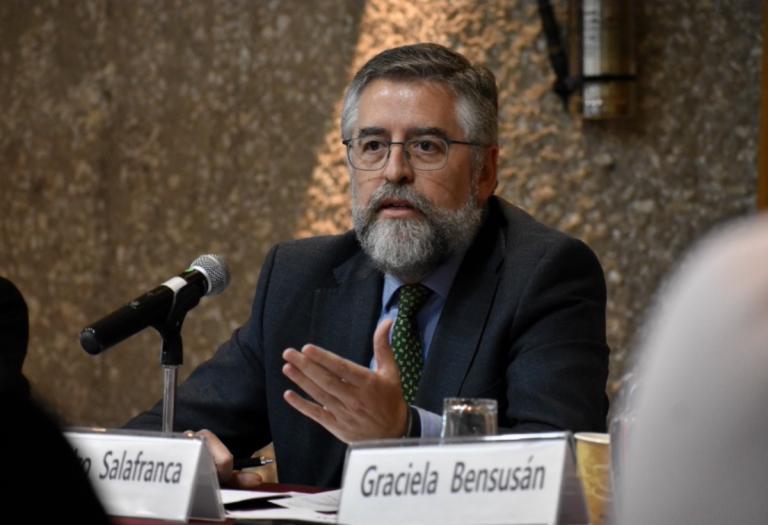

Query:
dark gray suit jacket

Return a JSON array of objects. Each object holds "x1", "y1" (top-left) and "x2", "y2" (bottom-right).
[{"x1": 127, "y1": 196, "x2": 609, "y2": 487}]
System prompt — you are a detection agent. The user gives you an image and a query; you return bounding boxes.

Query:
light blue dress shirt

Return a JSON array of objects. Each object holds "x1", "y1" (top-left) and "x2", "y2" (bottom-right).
[{"x1": 372, "y1": 250, "x2": 467, "y2": 437}]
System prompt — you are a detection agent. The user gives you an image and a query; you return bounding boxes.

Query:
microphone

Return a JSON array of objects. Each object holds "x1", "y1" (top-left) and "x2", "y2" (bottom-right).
[{"x1": 80, "y1": 254, "x2": 230, "y2": 355}]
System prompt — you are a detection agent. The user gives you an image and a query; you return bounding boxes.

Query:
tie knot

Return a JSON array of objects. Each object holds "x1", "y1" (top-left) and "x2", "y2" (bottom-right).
[{"x1": 397, "y1": 284, "x2": 432, "y2": 317}]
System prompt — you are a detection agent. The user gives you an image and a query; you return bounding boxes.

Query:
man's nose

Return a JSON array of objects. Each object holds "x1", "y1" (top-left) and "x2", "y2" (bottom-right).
[{"x1": 383, "y1": 143, "x2": 415, "y2": 184}]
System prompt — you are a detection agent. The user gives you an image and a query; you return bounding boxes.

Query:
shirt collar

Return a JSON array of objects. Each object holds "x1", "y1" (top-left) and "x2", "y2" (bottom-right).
[{"x1": 382, "y1": 248, "x2": 467, "y2": 311}]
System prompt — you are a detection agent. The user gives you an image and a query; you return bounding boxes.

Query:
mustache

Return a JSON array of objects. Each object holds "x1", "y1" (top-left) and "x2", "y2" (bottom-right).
[{"x1": 364, "y1": 183, "x2": 435, "y2": 217}]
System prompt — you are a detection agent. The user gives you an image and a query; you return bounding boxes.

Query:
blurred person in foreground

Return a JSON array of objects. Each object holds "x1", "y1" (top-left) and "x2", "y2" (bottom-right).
[
  {"x1": 617, "y1": 216, "x2": 768, "y2": 524},
  {"x1": 0, "y1": 276, "x2": 108, "y2": 522},
  {"x1": 0, "y1": 276, "x2": 29, "y2": 379},
  {"x1": 127, "y1": 43, "x2": 610, "y2": 488}
]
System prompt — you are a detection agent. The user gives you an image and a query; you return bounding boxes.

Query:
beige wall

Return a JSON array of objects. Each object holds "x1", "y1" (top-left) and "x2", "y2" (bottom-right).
[{"x1": 0, "y1": 0, "x2": 762, "y2": 426}]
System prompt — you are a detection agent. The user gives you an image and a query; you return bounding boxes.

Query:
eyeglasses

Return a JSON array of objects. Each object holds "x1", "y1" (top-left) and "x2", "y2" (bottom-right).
[{"x1": 341, "y1": 135, "x2": 485, "y2": 171}]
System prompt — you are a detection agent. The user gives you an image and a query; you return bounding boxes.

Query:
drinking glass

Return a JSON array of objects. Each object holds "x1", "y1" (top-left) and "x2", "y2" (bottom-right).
[{"x1": 440, "y1": 397, "x2": 498, "y2": 438}]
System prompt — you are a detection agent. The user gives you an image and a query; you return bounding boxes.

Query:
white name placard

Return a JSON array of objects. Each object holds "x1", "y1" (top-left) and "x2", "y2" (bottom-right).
[
  {"x1": 65, "y1": 428, "x2": 225, "y2": 522},
  {"x1": 338, "y1": 432, "x2": 588, "y2": 525}
]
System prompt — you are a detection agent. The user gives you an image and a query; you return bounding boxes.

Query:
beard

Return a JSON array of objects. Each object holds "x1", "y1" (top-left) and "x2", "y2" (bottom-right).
[{"x1": 351, "y1": 180, "x2": 485, "y2": 282}]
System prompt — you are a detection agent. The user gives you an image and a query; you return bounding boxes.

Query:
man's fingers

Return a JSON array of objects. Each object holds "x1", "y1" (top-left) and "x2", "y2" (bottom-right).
[
  {"x1": 299, "y1": 344, "x2": 372, "y2": 387},
  {"x1": 282, "y1": 359, "x2": 346, "y2": 412},
  {"x1": 195, "y1": 429, "x2": 233, "y2": 482},
  {"x1": 283, "y1": 389, "x2": 339, "y2": 428},
  {"x1": 229, "y1": 470, "x2": 264, "y2": 489},
  {"x1": 285, "y1": 390, "x2": 358, "y2": 443},
  {"x1": 373, "y1": 319, "x2": 397, "y2": 375}
]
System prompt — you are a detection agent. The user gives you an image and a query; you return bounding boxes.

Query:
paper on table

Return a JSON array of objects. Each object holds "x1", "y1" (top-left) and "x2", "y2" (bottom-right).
[
  {"x1": 220, "y1": 488, "x2": 288, "y2": 504},
  {"x1": 269, "y1": 489, "x2": 341, "y2": 513},
  {"x1": 226, "y1": 507, "x2": 337, "y2": 523}
]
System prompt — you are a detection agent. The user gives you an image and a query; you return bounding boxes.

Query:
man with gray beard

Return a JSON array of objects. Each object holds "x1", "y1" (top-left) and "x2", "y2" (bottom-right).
[{"x1": 127, "y1": 43, "x2": 609, "y2": 489}]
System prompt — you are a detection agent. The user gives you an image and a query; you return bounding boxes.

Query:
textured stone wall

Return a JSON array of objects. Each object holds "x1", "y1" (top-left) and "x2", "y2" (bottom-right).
[{"x1": 0, "y1": 0, "x2": 762, "y2": 427}]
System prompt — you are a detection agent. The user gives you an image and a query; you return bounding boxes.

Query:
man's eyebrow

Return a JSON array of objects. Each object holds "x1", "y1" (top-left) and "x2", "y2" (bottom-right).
[
  {"x1": 357, "y1": 127, "x2": 389, "y2": 138},
  {"x1": 407, "y1": 127, "x2": 449, "y2": 139},
  {"x1": 356, "y1": 127, "x2": 450, "y2": 139}
]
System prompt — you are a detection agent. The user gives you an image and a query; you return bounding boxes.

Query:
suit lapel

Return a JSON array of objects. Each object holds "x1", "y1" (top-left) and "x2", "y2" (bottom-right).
[
  {"x1": 416, "y1": 207, "x2": 505, "y2": 412},
  {"x1": 309, "y1": 250, "x2": 383, "y2": 367},
  {"x1": 291, "y1": 248, "x2": 382, "y2": 487}
]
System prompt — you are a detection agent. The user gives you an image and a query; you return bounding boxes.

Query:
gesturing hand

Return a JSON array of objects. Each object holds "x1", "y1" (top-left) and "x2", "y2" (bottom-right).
[{"x1": 281, "y1": 319, "x2": 409, "y2": 443}]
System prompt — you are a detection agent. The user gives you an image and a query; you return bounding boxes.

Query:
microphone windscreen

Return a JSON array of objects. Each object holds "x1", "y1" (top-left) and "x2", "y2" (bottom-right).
[{"x1": 189, "y1": 254, "x2": 230, "y2": 296}]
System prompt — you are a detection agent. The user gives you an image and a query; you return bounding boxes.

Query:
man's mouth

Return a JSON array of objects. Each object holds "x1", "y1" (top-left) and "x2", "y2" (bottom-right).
[
  {"x1": 377, "y1": 198, "x2": 421, "y2": 218},
  {"x1": 379, "y1": 198, "x2": 415, "y2": 210}
]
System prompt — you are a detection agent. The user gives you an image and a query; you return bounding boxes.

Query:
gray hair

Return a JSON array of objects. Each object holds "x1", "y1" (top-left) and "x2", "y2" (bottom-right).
[{"x1": 341, "y1": 43, "x2": 498, "y2": 148}]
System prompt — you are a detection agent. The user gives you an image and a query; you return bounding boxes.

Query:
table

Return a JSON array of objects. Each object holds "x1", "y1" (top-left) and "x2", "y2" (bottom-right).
[{"x1": 112, "y1": 483, "x2": 329, "y2": 525}]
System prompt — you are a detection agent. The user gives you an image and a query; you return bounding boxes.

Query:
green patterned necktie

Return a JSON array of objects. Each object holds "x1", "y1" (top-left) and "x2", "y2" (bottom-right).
[{"x1": 391, "y1": 284, "x2": 432, "y2": 404}]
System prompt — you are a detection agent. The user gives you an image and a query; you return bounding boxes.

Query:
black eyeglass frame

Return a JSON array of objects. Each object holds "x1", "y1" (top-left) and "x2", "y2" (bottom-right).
[{"x1": 341, "y1": 136, "x2": 487, "y2": 171}]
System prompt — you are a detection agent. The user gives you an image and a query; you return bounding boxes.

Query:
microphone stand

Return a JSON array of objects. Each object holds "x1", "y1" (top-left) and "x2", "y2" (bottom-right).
[{"x1": 152, "y1": 285, "x2": 203, "y2": 434}]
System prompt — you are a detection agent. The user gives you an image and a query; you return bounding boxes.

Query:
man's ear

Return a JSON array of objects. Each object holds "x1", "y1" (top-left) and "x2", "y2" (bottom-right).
[{"x1": 477, "y1": 146, "x2": 499, "y2": 203}]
